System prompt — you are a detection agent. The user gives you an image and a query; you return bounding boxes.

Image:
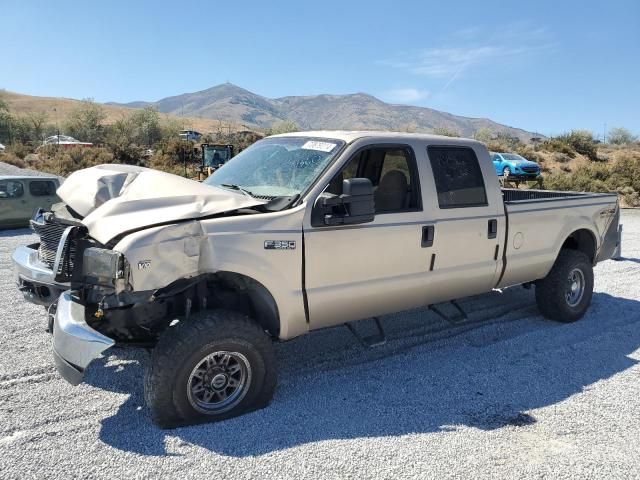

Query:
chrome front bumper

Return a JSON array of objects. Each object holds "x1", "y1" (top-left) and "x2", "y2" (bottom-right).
[
  {"x1": 12, "y1": 245, "x2": 69, "y2": 306},
  {"x1": 52, "y1": 291, "x2": 115, "y2": 385}
]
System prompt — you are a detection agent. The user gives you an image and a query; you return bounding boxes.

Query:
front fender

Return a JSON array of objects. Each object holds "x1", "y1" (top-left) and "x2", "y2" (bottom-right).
[{"x1": 113, "y1": 207, "x2": 309, "y2": 340}]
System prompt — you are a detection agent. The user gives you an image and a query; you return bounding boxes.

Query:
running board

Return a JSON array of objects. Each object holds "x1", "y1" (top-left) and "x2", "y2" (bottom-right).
[
  {"x1": 345, "y1": 317, "x2": 387, "y2": 348},
  {"x1": 428, "y1": 300, "x2": 468, "y2": 325}
]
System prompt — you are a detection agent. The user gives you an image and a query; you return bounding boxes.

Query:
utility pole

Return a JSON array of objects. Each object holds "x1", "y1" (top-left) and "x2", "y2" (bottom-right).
[{"x1": 603, "y1": 123, "x2": 607, "y2": 144}]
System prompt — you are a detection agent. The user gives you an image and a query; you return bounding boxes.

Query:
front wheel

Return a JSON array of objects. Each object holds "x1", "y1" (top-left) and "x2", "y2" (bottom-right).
[
  {"x1": 144, "y1": 310, "x2": 277, "y2": 428},
  {"x1": 502, "y1": 167, "x2": 511, "y2": 177},
  {"x1": 535, "y1": 249, "x2": 594, "y2": 322}
]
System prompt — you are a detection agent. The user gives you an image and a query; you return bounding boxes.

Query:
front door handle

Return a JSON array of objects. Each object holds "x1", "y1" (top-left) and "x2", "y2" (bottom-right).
[
  {"x1": 488, "y1": 219, "x2": 498, "y2": 239},
  {"x1": 422, "y1": 225, "x2": 435, "y2": 247}
]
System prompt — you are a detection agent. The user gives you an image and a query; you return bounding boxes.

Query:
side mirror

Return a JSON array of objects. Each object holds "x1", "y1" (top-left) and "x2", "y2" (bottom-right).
[{"x1": 312, "y1": 178, "x2": 375, "y2": 227}]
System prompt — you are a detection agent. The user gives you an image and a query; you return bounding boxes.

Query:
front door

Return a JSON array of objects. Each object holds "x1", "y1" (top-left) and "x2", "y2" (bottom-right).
[
  {"x1": 0, "y1": 179, "x2": 29, "y2": 227},
  {"x1": 304, "y1": 144, "x2": 432, "y2": 329}
]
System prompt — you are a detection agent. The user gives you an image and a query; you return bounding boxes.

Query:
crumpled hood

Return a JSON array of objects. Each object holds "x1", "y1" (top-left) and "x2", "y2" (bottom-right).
[{"x1": 57, "y1": 164, "x2": 265, "y2": 244}]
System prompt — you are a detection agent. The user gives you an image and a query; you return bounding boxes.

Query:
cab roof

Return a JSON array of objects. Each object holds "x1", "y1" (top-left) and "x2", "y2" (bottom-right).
[{"x1": 271, "y1": 130, "x2": 482, "y2": 146}]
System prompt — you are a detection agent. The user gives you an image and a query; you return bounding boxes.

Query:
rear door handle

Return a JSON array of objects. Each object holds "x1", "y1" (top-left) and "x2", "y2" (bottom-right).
[
  {"x1": 488, "y1": 219, "x2": 498, "y2": 239},
  {"x1": 422, "y1": 225, "x2": 435, "y2": 247}
]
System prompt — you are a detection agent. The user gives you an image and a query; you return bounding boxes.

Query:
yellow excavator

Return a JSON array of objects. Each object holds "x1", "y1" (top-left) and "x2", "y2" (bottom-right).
[{"x1": 197, "y1": 143, "x2": 234, "y2": 180}]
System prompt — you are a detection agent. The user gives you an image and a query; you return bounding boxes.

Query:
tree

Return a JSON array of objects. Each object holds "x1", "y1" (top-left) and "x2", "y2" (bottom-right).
[
  {"x1": 104, "y1": 115, "x2": 142, "y2": 164},
  {"x1": 64, "y1": 98, "x2": 107, "y2": 144},
  {"x1": 0, "y1": 93, "x2": 8, "y2": 113},
  {"x1": 130, "y1": 106, "x2": 162, "y2": 146},
  {"x1": 608, "y1": 127, "x2": 637, "y2": 145},
  {"x1": 27, "y1": 111, "x2": 49, "y2": 143}
]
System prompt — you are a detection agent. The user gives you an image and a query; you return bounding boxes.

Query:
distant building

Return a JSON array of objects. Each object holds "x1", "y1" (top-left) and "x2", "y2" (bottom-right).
[{"x1": 179, "y1": 130, "x2": 202, "y2": 142}]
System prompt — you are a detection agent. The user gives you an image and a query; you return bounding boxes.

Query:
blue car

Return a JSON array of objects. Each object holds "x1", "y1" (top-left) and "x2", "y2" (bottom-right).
[{"x1": 491, "y1": 152, "x2": 541, "y2": 178}]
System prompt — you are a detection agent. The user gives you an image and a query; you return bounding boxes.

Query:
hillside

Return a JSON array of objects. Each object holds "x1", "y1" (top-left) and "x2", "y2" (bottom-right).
[
  {"x1": 2, "y1": 90, "x2": 239, "y2": 134},
  {"x1": 112, "y1": 83, "x2": 538, "y2": 141}
]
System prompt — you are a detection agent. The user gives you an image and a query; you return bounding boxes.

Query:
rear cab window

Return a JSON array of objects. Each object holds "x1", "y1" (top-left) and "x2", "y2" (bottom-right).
[
  {"x1": 427, "y1": 146, "x2": 488, "y2": 208},
  {"x1": 29, "y1": 180, "x2": 57, "y2": 197}
]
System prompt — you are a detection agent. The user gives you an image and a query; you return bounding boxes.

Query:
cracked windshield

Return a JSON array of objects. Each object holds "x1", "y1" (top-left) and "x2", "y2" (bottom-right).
[{"x1": 205, "y1": 137, "x2": 344, "y2": 198}]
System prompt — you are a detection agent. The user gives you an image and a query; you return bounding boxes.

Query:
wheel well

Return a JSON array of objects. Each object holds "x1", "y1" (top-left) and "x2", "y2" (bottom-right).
[
  {"x1": 150, "y1": 272, "x2": 280, "y2": 337},
  {"x1": 208, "y1": 272, "x2": 280, "y2": 337},
  {"x1": 561, "y1": 229, "x2": 597, "y2": 263}
]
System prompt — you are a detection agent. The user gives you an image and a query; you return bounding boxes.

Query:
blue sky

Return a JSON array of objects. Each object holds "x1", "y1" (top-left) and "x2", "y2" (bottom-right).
[{"x1": 1, "y1": 0, "x2": 638, "y2": 136}]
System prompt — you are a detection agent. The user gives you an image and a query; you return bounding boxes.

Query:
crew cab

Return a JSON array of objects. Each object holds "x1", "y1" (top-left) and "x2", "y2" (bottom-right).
[{"x1": 12, "y1": 131, "x2": 620, "y2": 428}]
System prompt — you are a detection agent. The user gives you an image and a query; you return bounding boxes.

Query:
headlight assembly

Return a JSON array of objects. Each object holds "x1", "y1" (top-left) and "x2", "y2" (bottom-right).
[{"x1": 82, "y1": 247, "x2": 127, "y2": 287}]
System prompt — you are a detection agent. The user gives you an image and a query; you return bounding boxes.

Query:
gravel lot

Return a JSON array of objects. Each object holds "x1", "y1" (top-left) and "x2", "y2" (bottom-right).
[{"x1": 1, "y1": 212, "x2": 639, "y2": 479}]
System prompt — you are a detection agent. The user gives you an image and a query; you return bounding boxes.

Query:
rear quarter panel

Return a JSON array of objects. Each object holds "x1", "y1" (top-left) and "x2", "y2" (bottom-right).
[{"x1": 499, "y1": 194, "x2": 618, "y2": 287}]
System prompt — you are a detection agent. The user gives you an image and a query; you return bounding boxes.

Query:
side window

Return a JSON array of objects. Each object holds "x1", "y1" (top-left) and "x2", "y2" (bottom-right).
[
  {"x1": 427, "y1": 146, "x2": 488, "y2": 208},
  {"x1": 29, "y1": 180, "x2": 57, "y2": 197},
  {"x1": 0, "y1": 180, "x2": 24, "y2": 199},
  {"x1": 326, "y1": 146, "x2": 420, "y2": 213}
]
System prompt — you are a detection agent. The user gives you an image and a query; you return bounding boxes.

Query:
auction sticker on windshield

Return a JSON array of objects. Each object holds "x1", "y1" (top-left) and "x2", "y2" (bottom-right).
[{"x1": 301, "y1": 140, "x2": 337, "y2": 152}]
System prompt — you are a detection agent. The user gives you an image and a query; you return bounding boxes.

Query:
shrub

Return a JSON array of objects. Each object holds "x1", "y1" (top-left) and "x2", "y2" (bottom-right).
[
  {"x1": 557, "y1": 130, "x2": 598, "y2": 161},
  {"x1": 432, "y1": 127, "x2": 460, "y2": 137},
  {"x1": 540, "y1": 138, "x2": 576, "y2": 157},
  {"x1": 473, "y1": 128, "x2": 493, "y2": 143},
  {"x1": 6, "y1": 142, "x2": 32, "y2": 159},
  {"x1": 553, "y1": 152, "x2": 571, "y2": 163},
  {"x1": 147, "y1": 152, "x2": 185, "y2": 176},
  {"x1": 0, "y1": 153, "x2": 27, "y2": 168},
  {"x1": 267, "y1": 120, "x2": 299, "y2": 135},
  {"x1": 31, "y1": 146, "x2": 114, "y2": 176}
]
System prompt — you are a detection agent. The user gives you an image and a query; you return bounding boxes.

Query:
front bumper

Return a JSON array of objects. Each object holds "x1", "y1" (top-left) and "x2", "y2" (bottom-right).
[
  {"x1": 12, "y1": 245, "x2": 69, "y2": 306},
  {"x1": 52, "y1": 291, "x2": 115, "y2": 385}
]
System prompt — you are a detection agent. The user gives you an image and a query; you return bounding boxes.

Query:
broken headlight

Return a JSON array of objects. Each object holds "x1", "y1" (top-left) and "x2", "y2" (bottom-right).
[{"x1": 82, "y1": 248, "x2": 126, "y2": 287}]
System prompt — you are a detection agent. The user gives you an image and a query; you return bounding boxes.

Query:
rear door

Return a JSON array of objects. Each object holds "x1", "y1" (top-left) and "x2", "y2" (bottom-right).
[
  {"x1": 420, "y1": 145, "x2": 505, "y2": 301},
  {"x1": 26, "y1": 179, "x2": 59, "y2": 213}
]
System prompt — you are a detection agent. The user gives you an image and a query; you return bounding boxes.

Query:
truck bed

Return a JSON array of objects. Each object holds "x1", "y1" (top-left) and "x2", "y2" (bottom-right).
[
  {"x1": 498, "y1": 188, "x2": 619, "y2": 289},
  {"x1": 501, "y1": 188, "x2": 616, "y2": 203}
]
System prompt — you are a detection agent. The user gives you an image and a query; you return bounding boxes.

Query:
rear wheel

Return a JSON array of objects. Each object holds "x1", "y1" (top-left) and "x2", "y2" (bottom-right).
[
  {"x1": 535, "y1": 249, "x2": 594, "y2": 322},
  {"x1": 144, "y1": 310, "x2": 277, "y2": 428}
]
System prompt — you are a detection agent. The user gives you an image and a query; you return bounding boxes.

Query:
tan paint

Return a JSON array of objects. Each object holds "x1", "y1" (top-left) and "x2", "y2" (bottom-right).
[{"x1": 55, "y1": 132, "x2": 619, "y2": 340}]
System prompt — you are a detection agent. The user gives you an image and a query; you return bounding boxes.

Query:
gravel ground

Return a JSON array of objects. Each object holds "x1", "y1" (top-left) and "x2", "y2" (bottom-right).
[
  {"x1": 0, "y1": 161, "x2": 61, "y2": 177},
  {"x1": 1, "y1": 212, "x2": 639, "y2": 479}
]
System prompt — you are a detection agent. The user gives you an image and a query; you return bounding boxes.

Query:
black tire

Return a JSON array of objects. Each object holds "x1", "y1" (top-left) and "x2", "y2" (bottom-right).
[
  {"x1": 535, "y1": 249, "x2": 594, "y2": 323},
  {"x1": 502, "y1": 167, "x2": 511, "y2": 177},
  {"x1": 144, "y1": 310, "x2": 277, "y2": 428}
]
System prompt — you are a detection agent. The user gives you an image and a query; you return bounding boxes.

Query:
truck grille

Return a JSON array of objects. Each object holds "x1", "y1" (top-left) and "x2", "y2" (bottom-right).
[{"x1": 30, "y1": 216, "x2": 77, "y2": 276}]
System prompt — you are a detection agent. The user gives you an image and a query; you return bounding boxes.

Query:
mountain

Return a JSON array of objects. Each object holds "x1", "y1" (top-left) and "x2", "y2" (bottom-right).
[{"x1": 112, "y1": 83, "x2": 537, "y2": 140}]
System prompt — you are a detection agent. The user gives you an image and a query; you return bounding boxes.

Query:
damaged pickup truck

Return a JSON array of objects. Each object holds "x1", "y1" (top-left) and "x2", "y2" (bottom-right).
[{"x1": 13, "y1": 131, "x2": 621, "y2": 427}]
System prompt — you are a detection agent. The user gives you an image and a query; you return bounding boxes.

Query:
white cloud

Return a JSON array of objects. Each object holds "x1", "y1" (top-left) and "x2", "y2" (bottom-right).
[
  {"x1": 379, "y1": 23, "x2": 555, "y2": 92},
  {"x1": 383, "y1": 88, "x2": 431, "y2": 104}
]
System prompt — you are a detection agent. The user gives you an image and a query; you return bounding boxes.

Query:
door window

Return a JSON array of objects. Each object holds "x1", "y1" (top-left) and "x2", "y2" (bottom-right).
[
  {"x1": 0, "y1": 180, "x2": 24, "y2": 199},
  {"x1": 326, "y1": 146, "x2": 420, "y2": 213},
  {"x1": 427, "y1": 146, "x2": 488, "y2": 208},
  {"x1": 29, "y1": 180, "x2": 57, "y2": 196}
]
